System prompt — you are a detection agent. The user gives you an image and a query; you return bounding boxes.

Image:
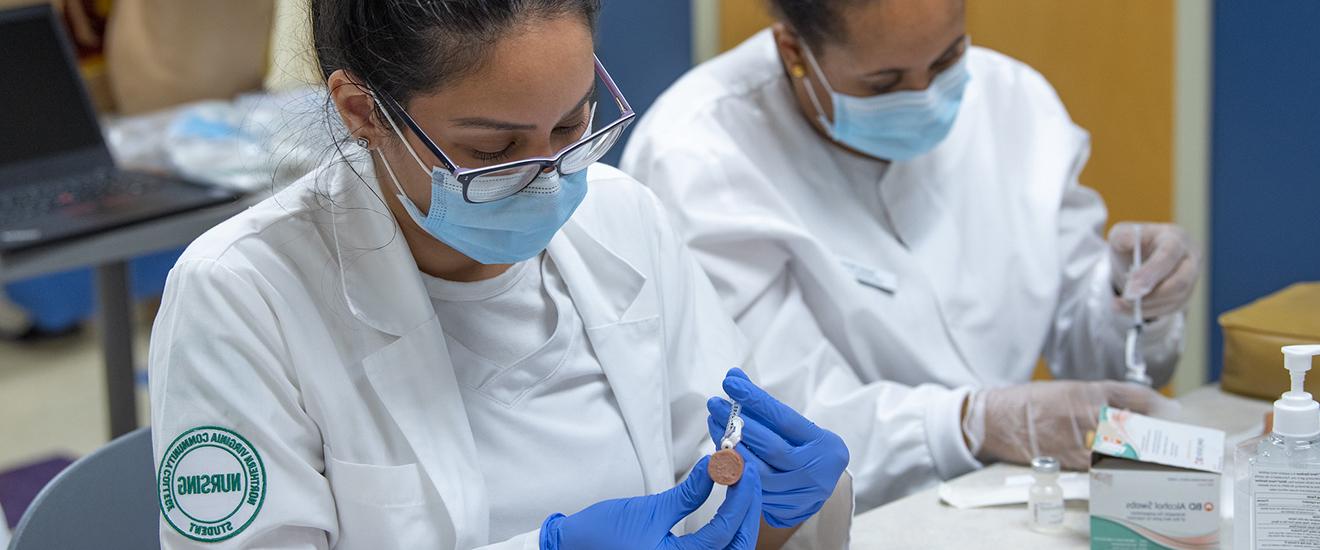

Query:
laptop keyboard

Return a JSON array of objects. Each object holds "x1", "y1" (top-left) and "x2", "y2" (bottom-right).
[{"x1": 0, "y1": 170, "x2": 173, "y2": 224}]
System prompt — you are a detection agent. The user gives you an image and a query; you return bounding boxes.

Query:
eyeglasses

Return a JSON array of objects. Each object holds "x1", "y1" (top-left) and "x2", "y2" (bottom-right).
[{"x1": 376, "y1": 55, "x2": 635, "y2": 204}]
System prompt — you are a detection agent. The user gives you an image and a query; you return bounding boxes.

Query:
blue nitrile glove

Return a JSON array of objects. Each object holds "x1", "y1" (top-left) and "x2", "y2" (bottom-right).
[
  {"x1": 540, "y1": 455, "x2": 762, "y2": 550},
  {"x1": 707, "y1": 368, "x2": 849, "y2": 528}
]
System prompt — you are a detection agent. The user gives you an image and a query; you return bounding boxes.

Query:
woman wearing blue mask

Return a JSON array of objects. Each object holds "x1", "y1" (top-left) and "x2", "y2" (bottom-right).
[
  {"x1": 147, "y1": 1, "x2": 852, "y2": 548},
  {"x1": 622, "y1": 0, "x2": 1200, "y2": 510}
]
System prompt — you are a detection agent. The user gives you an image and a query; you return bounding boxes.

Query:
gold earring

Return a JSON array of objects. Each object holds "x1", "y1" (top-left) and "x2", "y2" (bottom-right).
[{"x1": 790, "y1": 65, "x2": 806, "y2": 79}]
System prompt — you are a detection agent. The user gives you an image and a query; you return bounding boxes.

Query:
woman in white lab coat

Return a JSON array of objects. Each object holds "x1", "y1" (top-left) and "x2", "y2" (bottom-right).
[
  {"x1": 622, "y1": 0, "x2": 1198, "y2": 510},
  {"x1": 147, "y1": 1, "x2": 852, "y2": 548}
]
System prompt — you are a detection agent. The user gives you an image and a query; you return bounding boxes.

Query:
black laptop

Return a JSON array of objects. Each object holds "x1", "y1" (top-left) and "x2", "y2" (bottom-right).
[{"x1": 0, "y1": 4, "x2": 240, "y2": 254}]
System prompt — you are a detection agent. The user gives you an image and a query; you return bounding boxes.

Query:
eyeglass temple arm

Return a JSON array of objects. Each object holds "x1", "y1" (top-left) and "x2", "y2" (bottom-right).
[
  {"x1": 377, "y1": 92, "x2": 460, "y2": 172},
  {"x1": 594, "y1": 55, "x2": 633, "y2": 115}
]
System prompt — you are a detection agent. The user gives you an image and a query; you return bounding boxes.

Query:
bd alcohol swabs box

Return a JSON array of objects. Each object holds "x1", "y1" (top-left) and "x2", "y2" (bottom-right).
[{"x1": 1089, "y1": 407, "x2": 1225, "y2": 550}]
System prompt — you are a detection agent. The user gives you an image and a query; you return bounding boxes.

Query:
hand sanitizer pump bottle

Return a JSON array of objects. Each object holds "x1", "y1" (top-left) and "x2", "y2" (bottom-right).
[{"x1": 1234, "y1": 345, "x2": 1320, "y2": 549}]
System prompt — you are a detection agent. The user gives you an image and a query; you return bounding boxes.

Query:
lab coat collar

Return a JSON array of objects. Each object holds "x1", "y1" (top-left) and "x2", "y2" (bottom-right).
[
  {"x1": 326, "y1": 159, "x2": 456, "y2": 336},
  {"x1": 546, "y1": 218, "x2": 646, "y2": 327}
]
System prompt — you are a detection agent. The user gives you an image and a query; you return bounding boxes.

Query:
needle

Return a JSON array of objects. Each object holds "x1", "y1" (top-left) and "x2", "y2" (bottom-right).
[{"x1": 1125, "y1": 226, "x2": 1151, "y2": 386}]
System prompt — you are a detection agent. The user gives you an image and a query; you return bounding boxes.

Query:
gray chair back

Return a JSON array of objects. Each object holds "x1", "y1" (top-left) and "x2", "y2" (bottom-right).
[{"x1": 9, "y1": 427, "x2": 158, "y2": 550}]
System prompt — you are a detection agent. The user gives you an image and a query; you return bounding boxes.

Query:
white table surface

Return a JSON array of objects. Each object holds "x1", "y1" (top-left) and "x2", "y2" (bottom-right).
[{"x1": 848, "y1": 386, "x2": 1274, "y2": 549}]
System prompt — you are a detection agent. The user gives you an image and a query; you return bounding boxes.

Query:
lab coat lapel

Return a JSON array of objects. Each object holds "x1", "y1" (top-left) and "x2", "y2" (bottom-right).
[
  {"x1": 329, "y1": 161, "x2": 489, "y2": 546},
  {"x1": 549, "y1": 221, "x2": 675, "y2": 492},
  {"x1": 361, "y1": 320, "x2": 488, "y2": 548},
  {"x1": 328, "y1": 159, "x2": 436, "y2": 336}
]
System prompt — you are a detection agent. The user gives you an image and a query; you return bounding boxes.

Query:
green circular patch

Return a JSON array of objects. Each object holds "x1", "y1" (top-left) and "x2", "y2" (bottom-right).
[{"x1": 158, "y1": 426, "x2": 266, "y2": 542}]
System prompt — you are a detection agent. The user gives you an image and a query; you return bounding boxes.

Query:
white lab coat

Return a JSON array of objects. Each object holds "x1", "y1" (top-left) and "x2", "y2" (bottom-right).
[
  {"x1": 621, "y1": 30, "x2": 1184, "y2": 510},
  {"x1": 147, "y1": 157, "x2": 853, "y2": 549}
]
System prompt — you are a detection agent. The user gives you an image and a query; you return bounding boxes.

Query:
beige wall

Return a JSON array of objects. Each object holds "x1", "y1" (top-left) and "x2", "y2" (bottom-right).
[
  {"x1": 966, "y1": 0, "x2": 1176, "y2": 227},
  {"x1": 719, "y1": 0, "x2": 774, "y2": 52}
]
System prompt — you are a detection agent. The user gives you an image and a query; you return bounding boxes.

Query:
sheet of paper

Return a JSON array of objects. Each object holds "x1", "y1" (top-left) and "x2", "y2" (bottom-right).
[{"x1": 939, "y1": 472, "x2": 1089, "y2": 509}]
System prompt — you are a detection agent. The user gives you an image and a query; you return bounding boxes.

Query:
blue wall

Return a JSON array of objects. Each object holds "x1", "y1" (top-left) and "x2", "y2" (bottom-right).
[
  {"x1": 1210, "y1": 1, "x2": 1320, "y2": 377},
  {"x1": 594, "y1": 1, "x2": 691, "y2": 167}
]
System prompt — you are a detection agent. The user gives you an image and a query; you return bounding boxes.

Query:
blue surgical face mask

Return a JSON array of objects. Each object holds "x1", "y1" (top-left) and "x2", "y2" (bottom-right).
[
  {"x1": 375, "y1": 131, "x2": 589, "y2": 266},
  {"x1": 800, "y1": 42, "x2": 971, "y2": 161}
]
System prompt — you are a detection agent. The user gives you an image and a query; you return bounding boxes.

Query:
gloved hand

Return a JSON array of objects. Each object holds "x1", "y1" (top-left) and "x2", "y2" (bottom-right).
[
  {"x1": 540, "y1": 454, "x2": 762, "y2": 550},
  {"x1": 706, "y1": 368, "x2": 849, "y2": 528},
  {"x1": 962, "y1": 380, "x2": 1179, "y2": 471},
  {"x1": 1108, "y1": 222, "x2": 1201, "y2": 319}
]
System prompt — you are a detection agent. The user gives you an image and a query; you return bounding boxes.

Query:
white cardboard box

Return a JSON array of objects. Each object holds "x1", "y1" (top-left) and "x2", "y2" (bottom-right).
[{"x1": 1090, "y1": 406, "x2": 1226, "y2": 550}]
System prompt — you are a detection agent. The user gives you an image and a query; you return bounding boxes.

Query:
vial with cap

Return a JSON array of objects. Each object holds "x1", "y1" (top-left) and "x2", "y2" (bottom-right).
[
  {"x1": 1234, "y1": 345, "x2": 1320, "y2": 549},
  {"x1": 1028, "y1": 456, "x2": 1065, "y2": 533}
]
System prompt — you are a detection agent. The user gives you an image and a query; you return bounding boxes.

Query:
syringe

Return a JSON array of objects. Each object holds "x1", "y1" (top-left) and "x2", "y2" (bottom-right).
[{"x1": 1124, "y1": 225, "x2": 1152, "y2": 386}]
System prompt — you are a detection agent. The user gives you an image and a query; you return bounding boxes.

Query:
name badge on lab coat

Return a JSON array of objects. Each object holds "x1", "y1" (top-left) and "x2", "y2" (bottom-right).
[{"x1": 840, "y1": 259, "x2": 898, "y2": 294}]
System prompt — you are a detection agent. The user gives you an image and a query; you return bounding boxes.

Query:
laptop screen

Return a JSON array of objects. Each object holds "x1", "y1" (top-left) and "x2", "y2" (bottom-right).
[{"x1": 0, "y1": 8, "x2": 105, "y2": 167}]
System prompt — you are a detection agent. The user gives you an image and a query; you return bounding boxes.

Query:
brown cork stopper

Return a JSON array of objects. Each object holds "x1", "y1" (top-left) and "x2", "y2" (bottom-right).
[{"x1": 708, "y1": 448, "x2": 744, "y2": 486}]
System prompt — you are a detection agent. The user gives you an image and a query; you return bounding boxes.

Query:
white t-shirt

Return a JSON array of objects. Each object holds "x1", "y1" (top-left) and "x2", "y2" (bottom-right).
[{"x1": 424, "y1": 254, "x2": 646, "y2": 541}]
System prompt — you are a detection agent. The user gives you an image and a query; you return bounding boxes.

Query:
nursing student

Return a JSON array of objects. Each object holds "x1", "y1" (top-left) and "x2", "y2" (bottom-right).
[
  {"x1": 147, "y1": 1, "x2": 851, "y2": 548},
  {"x1": 622, "y1": 0, "x2": 1199, "y2": 510}
]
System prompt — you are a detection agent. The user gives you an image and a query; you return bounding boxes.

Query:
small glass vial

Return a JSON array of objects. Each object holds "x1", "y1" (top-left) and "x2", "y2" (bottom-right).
[{"x1": 1028, "y1": 456, "x2": 1066, "y2": 533}]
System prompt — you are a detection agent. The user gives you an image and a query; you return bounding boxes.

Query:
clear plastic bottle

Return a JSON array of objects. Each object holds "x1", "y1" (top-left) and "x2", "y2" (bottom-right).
[
  {"x1": 1234, "y1": 433, "x2": 1320, "y2": 549},
  {"x1": 1028, "y1": 456, "x2": 1065, "y2": 533},
  {"x1": 1234, "y1": 345, "x2": 1320, "y2": 549}
]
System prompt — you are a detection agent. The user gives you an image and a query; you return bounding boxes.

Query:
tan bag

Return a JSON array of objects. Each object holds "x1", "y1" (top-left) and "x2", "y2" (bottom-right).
[
  {"x1": 105, "y1": 0, "x2": 275, "y2": 114},
  {"x1": 1219, "y1": 282, "x2": 1320, "y2": 400}
]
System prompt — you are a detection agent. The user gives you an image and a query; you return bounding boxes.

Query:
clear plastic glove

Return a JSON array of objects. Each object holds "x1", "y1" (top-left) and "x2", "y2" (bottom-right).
[
  {"x1": 540, "y1": 454, "x2": 761, "y2": 550},
  {"x1": 1108, "y1": 222, "x2": 1201, "y2": 319},
  {"x1": 706, "y1": 368, "x2": 849, "y2": 528},
  {"x1": 962, "y1": 380, "x2": 1179, "y2": 471}
]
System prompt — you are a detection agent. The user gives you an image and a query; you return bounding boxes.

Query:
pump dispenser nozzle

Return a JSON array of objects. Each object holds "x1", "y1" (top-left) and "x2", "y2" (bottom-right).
[
  {"x1": 1275, "y1": 345, "x2": 1320, "y2": 439},
  {"x1": 1285, "y1": 346, "x2": 1320, "y2": 393}
]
